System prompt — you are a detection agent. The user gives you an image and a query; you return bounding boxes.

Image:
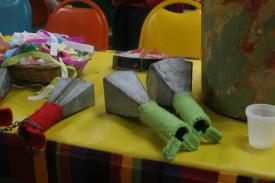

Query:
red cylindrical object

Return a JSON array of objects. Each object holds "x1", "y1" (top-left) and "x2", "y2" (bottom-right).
[
  {"x1": 0, "y1": 97, "x2": 13, "y2": 126},
  {"x1": 0, "y1": 108, "x2": 13, "y2": 126},
  {"x1": 18, "y1": 102, "x2": 64, "y2": 149}
]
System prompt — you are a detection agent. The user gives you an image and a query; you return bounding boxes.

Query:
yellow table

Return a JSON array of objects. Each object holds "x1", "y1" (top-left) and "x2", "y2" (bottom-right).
[{"x1": 1, "y1": 52, "x2": 274, "y2": 181}]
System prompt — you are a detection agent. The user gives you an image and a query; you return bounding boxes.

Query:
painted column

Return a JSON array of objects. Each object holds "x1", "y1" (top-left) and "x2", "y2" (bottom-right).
[{"x1": 202, "y1": 0, "x2": 275, "y2": 120}]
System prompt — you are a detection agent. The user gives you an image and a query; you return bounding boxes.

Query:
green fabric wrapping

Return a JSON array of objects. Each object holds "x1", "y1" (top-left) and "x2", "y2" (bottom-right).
[
  {"x1": 138, "y1": 101, "x2": 200, "y2": 160},
  {"x1": 173, "y1": 92, "x2": 223, "y2": 143}
]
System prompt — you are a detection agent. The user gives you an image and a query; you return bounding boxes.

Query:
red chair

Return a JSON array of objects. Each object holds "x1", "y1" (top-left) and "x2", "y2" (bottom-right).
[
  {"x1": 29, "y1": 0, "x2": 50, "y2": 26},
  {"x1": 46, "y1": 0, "x2": 109, "y2": 50}
]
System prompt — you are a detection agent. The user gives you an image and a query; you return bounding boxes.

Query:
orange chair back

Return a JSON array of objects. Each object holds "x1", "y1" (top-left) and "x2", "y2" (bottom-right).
[
  {"x1": 29, "y1": 0, "x2": 50, "y2": 26},
  {"x1": 46, "y1": 0, "x2": 109, "y2": 50}
]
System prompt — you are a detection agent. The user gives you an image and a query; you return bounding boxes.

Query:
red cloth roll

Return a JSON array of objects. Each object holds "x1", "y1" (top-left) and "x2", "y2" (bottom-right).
[
  {"x1": 0, "y1": 97, "x2": 13, "y2": 126},
  {"x1": 18, "y1": 102, "x2": 64, "y2": 149}
]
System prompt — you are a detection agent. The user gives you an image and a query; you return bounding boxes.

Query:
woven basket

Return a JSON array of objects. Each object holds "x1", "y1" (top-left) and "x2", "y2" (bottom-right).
[{"x1": 8, "y1": 59, "x2": 89, "y2": 85}]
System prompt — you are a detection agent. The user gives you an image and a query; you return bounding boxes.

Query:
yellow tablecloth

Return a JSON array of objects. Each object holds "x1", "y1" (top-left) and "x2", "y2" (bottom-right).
[{"x1": 1, "y1": 52, "x2": 274, "y2": 179}]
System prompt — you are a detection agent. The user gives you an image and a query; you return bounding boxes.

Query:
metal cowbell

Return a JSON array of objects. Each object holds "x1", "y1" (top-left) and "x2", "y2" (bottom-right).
[
  {"x1": 147, "y1": 58, "x2": 192, "y2": 107},
  {"x1": 48, "y1": 78, "x2": 95, "y2": 117},
  {"x1": 103, "y1": 71, "x2": 150, "y2": 118},
  {"x1": 0, "y1": 68, "x2": 12, "y2": 99}
]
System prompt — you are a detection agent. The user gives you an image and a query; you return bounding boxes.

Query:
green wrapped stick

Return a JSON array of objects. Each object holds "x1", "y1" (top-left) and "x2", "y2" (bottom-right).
[
  {"x1": 104, "y1": 71, "x2": 201, "y2": 161},
  {"x1": 147, "y1": 59, "x2": 223, "y2": 144},
  {"x1": 173, "y1": 92, "x2": 222, "y2": 143},
  {"x1": 139, "y1": 101, "x2": 200, "y2": 160}
]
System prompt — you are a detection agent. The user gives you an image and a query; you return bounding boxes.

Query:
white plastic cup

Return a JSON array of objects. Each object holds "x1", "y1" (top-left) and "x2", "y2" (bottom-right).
[{"x1": 245, "y1": 104, "x2": 275, "y2": 149}]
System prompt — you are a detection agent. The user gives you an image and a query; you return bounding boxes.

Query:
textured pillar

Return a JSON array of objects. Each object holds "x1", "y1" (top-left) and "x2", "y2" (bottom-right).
[{"x1": 202, "y1": 0, "x2": 275, "y2": 120}]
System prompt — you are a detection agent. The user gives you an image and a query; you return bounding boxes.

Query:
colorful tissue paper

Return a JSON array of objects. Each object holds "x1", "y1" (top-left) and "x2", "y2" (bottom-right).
[{"x1": 0, "y1": 30, "x2": 94, "y2": 70}]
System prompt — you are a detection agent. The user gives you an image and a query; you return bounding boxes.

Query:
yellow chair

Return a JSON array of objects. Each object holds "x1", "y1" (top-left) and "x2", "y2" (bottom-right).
[{"x1": 139, "y1": 0, "x2": 201, "y2": 59}]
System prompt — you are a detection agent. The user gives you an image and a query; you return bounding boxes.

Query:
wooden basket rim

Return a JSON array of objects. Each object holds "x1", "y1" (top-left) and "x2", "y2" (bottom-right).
[{"x1": 11, "y1": 63, "x2": 59, "y2": 69}]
